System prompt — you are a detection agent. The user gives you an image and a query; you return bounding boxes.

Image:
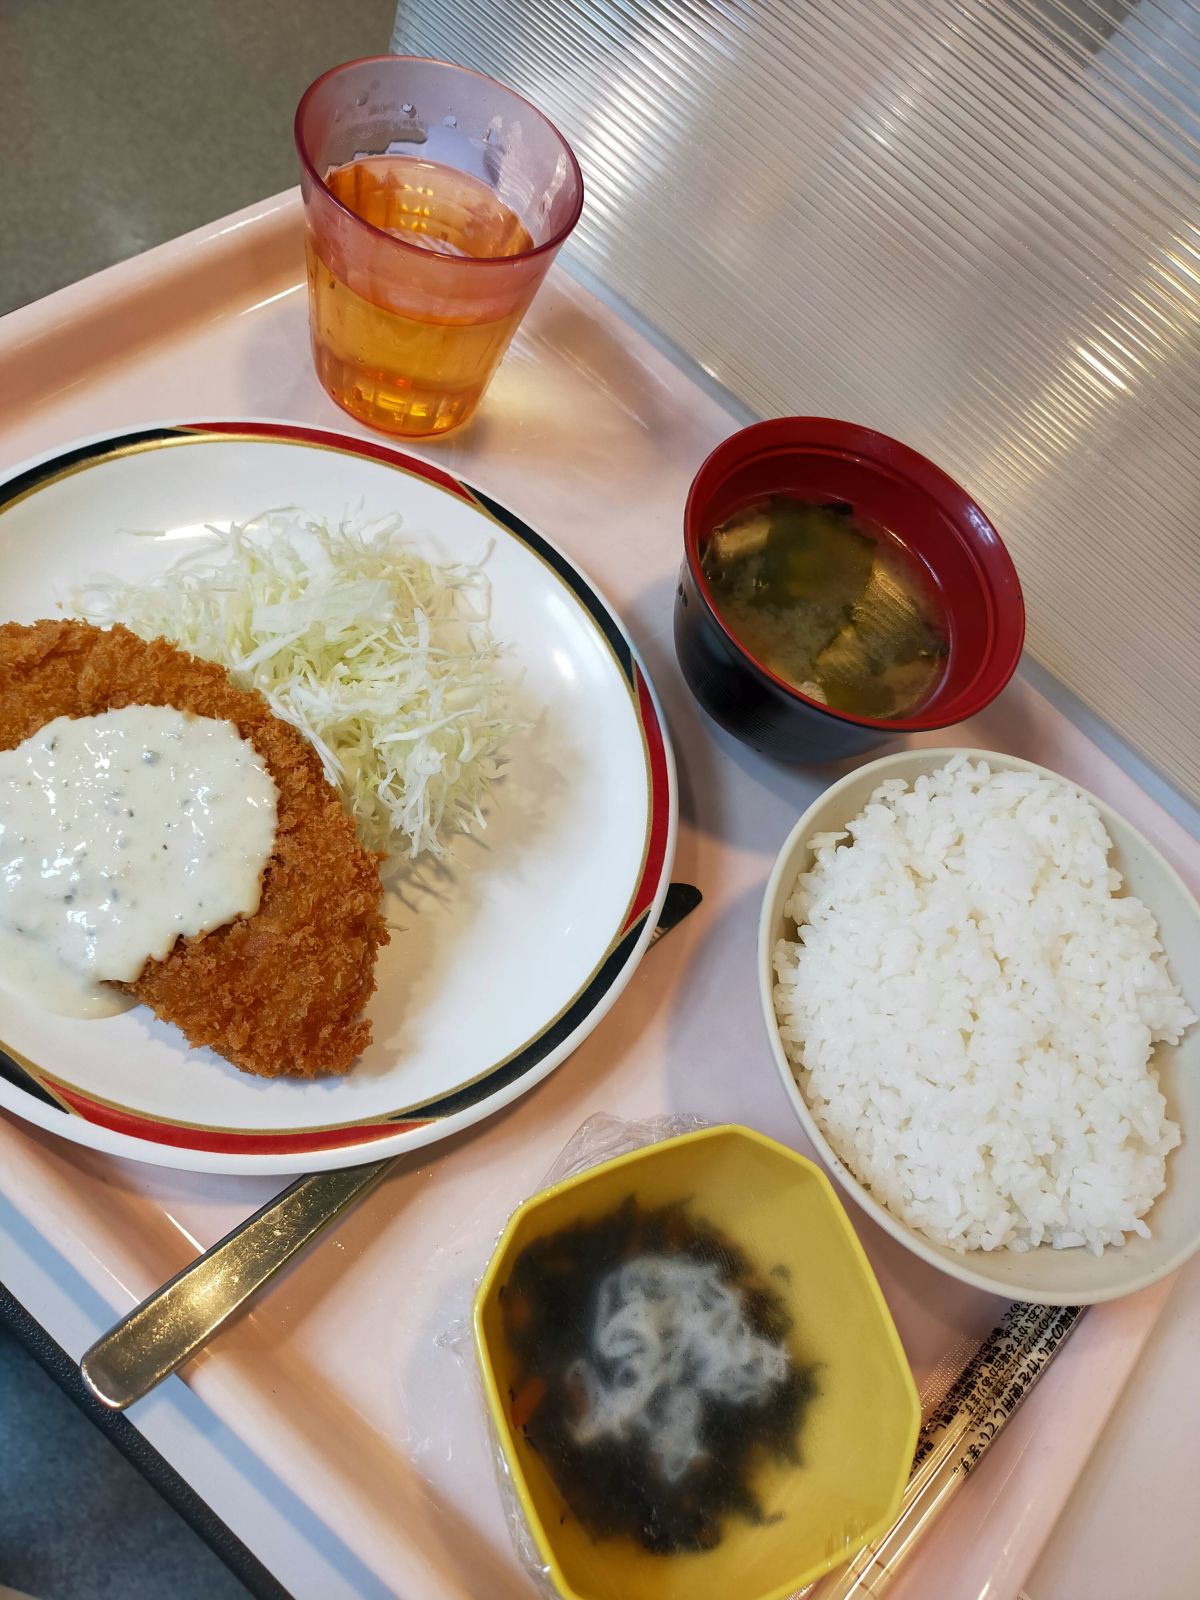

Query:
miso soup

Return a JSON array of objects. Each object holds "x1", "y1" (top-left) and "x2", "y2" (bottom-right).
[{"x1": 701, "y1": 496, "x2": 948, "y2": 719}]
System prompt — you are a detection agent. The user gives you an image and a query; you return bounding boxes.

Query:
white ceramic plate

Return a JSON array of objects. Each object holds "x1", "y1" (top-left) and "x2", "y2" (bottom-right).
[
  {"x1": 759, "y1": 747, "x2": 1200, "y2": 1305},
  {"x1": 0, "y1": 421, "x2": 676, "y2": 1174}
]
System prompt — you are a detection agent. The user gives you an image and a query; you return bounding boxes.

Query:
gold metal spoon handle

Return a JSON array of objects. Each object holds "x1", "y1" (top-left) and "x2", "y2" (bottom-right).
[{"x1": 80, "y1": 1159, "x2": 390, "y2": 1409}]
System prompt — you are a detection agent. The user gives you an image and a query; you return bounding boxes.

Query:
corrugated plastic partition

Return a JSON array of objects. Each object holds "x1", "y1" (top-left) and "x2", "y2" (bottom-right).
[{"x1": 391, "y1": 0, "x2": 1200, "y2": 803}]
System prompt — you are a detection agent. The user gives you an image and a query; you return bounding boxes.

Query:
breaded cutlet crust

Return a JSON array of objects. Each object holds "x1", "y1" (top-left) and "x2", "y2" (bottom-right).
[{"x1": 0, "y1": 619, "x2": 387, "y2": 1077}]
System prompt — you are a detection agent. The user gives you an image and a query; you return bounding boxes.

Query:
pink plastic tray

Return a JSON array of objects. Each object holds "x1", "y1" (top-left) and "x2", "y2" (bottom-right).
[{"x1": 1, "y1": 191, "x2": 1196, "y2": 1600}]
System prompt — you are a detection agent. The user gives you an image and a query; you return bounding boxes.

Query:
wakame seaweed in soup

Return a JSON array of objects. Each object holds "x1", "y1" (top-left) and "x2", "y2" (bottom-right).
[
  {"x1": 501, "y1": 1197, "x2": 817, "y2": 1555},
  {"x1": 701, "y1": 495, "x2": 948, "y2": 719}
]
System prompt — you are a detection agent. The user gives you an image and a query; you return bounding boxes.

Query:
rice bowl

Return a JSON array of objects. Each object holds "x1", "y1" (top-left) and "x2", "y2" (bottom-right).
[{"x1": 759, "y1": 749, "x2": 1200, "y2": 1305}]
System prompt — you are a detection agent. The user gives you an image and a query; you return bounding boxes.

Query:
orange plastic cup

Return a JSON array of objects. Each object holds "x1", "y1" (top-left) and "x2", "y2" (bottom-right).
[{"x1": 295, "y1": 56, "x2": 584, "y2": 438}]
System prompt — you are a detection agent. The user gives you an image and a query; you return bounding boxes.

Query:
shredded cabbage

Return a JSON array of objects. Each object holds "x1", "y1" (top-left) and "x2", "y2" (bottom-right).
[{"x1": 73, "y1": 508, "x2": 520, "y2": 861}]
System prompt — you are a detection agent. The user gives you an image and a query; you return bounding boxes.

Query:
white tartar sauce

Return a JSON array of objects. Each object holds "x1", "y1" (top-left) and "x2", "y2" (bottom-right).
[{"x1": 0, "y1": 706, "x2": 278, "y2": 1017}]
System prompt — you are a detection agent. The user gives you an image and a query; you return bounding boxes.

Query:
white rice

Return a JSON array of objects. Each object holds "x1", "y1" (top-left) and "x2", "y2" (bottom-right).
[{"x1": 772, "y1": 756, "x2": 1197, "y2": 1254}]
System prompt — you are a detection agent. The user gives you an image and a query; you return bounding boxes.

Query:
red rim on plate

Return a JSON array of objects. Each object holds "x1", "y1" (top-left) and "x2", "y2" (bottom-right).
[{"x1": 0, "y1": 422, "x2": 675, "y2": 1170}]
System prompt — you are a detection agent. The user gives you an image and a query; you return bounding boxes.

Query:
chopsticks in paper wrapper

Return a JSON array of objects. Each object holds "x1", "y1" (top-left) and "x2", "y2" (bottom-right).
[{"x1": 802, "y1": 1301, "x2": 1086, "y2": 1600}]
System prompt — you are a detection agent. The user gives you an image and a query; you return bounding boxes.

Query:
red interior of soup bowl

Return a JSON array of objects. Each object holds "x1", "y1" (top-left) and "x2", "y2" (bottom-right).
[{"x1": 684, "y1": 418, "x2": 1025, "y2": 731}]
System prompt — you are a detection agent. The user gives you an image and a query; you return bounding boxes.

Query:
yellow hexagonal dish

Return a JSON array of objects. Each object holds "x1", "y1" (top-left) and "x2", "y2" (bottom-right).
[{"x1": 473, "y1": 1124, "x2": 919, "y2": 1600}]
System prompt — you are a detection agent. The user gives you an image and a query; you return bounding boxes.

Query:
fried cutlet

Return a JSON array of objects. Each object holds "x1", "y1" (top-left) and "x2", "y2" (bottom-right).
[{"x1": 0, "y1": 619, "x2": 387, "y2": 1078}]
